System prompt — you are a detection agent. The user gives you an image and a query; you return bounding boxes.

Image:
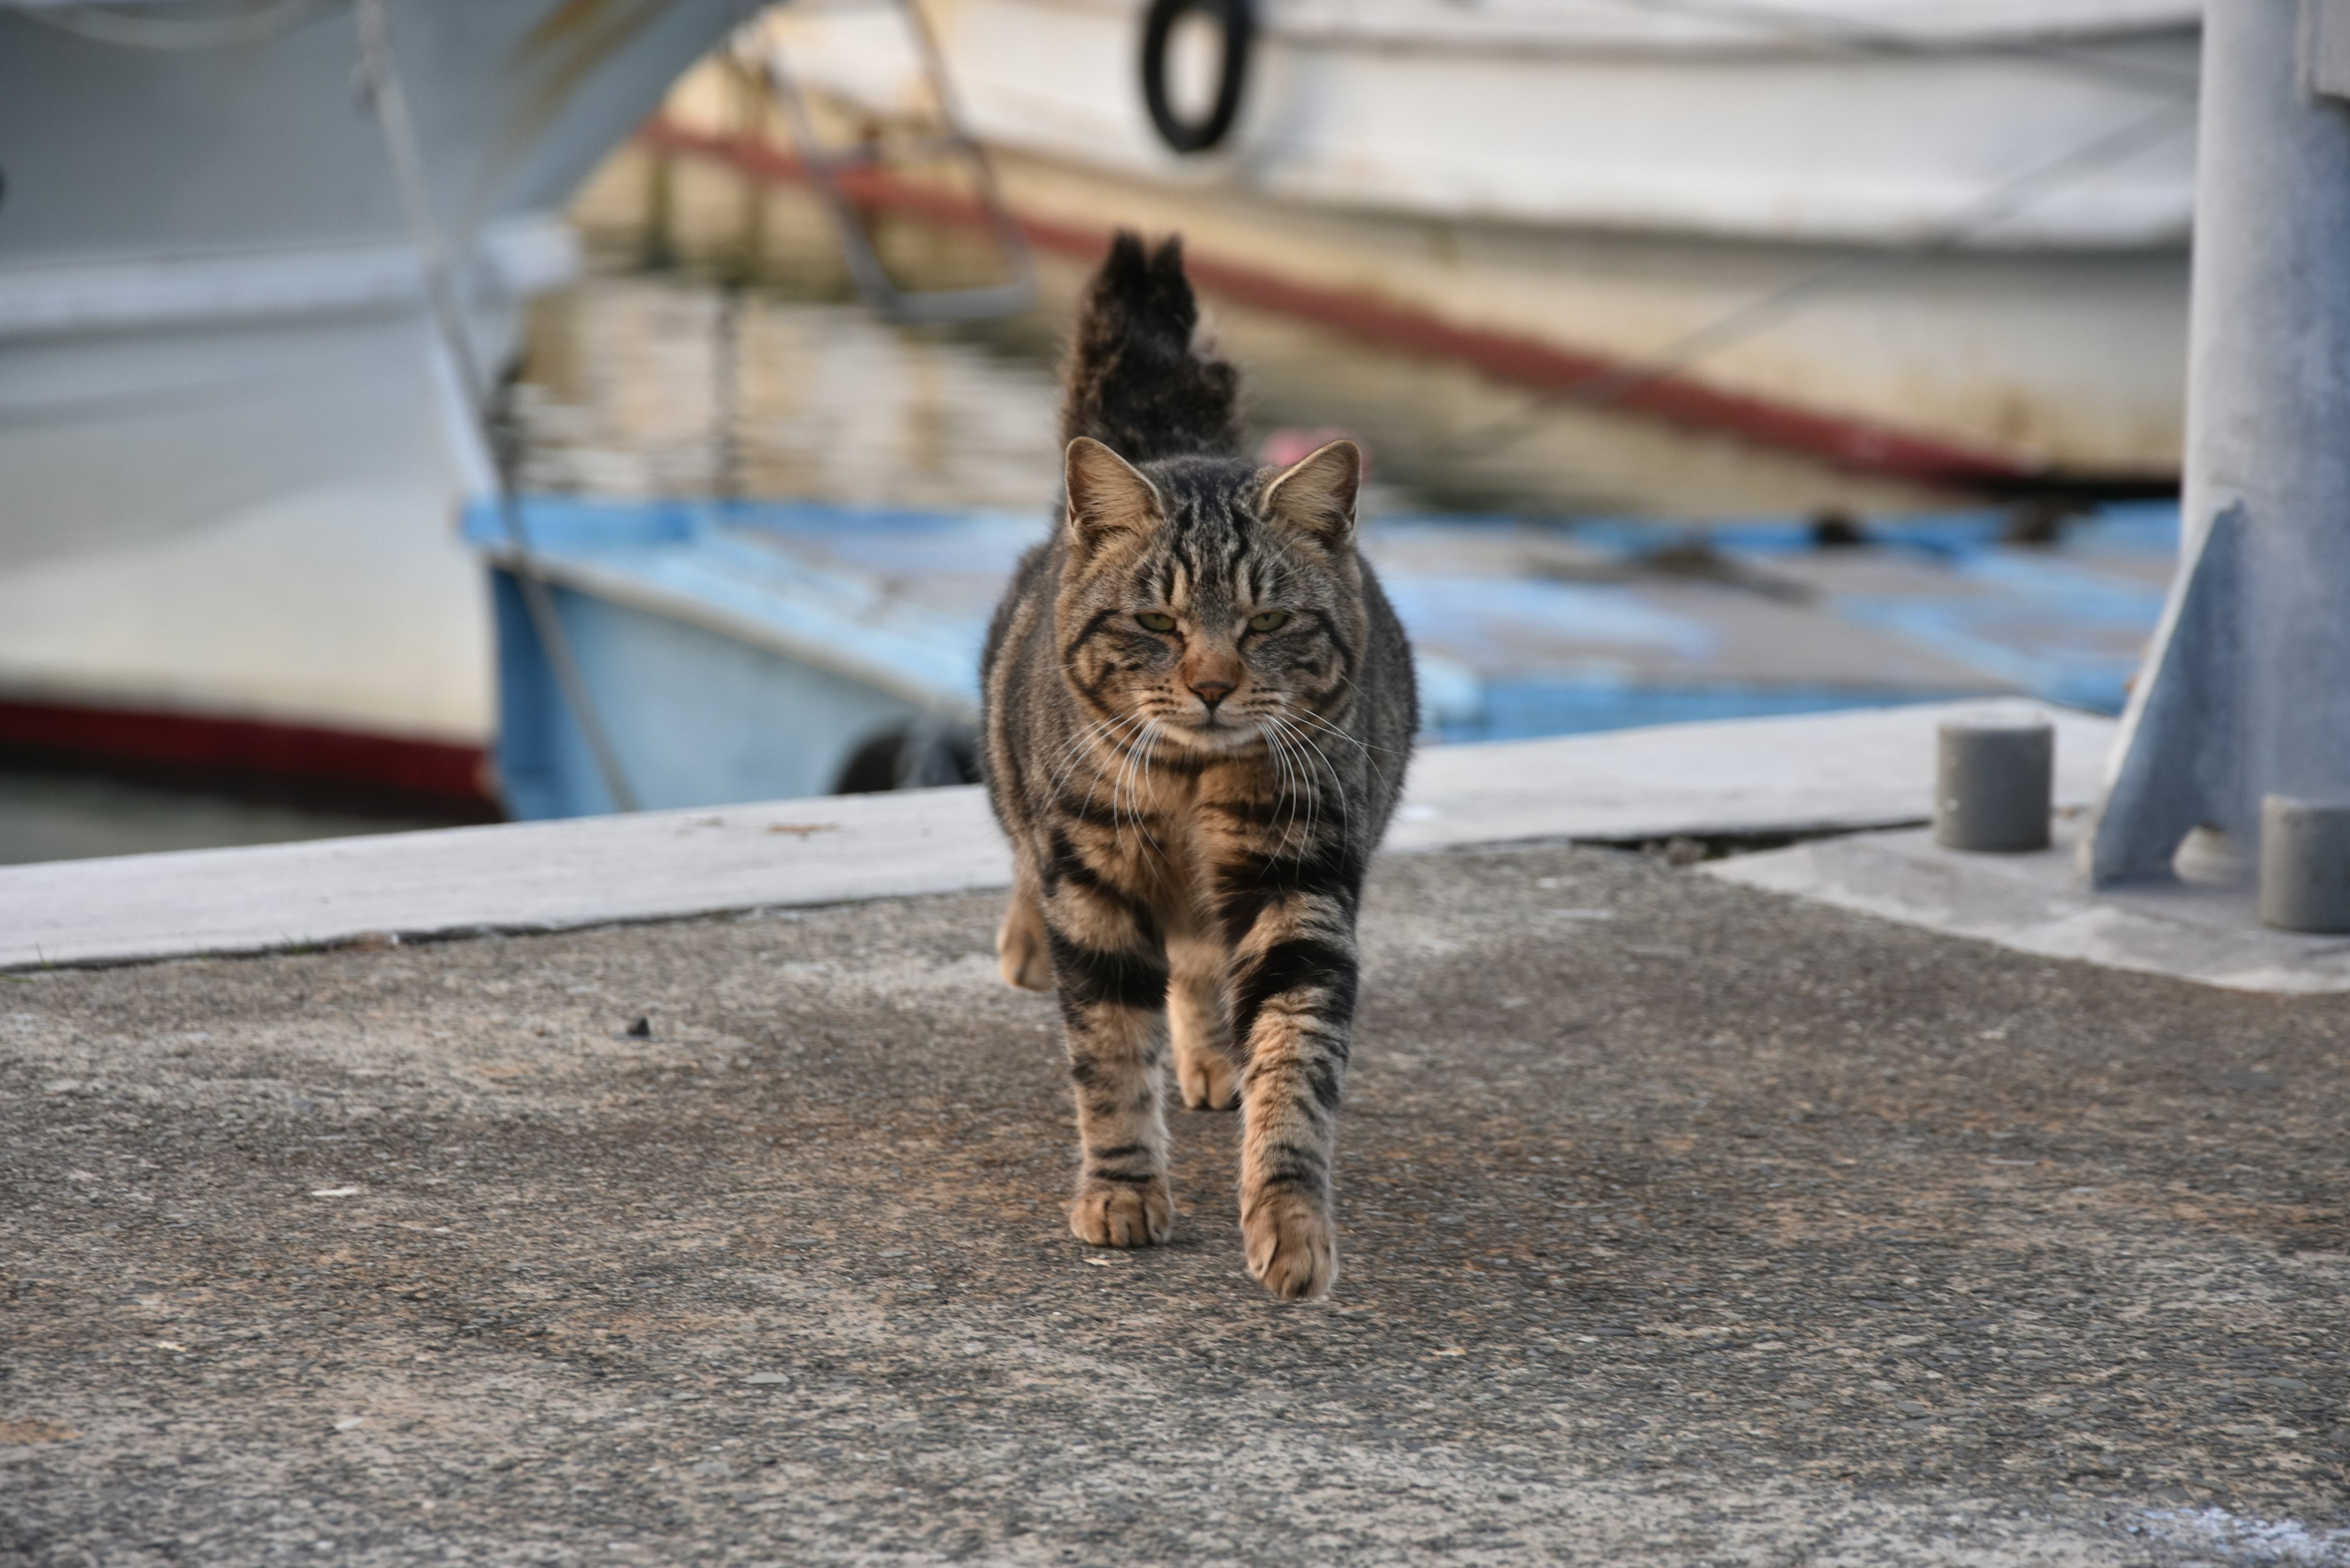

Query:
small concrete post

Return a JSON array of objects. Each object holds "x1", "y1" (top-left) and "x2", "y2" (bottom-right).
[
  {"x1": 2259, "y1": 795, "x2": 2350, "y2": 931},
  {"x1": 1936, "y1": 716, "x2": 2053, "y2": 852},
  {"x1": 2087, "y1": 0, "x2": 2350, "y2": 889}
]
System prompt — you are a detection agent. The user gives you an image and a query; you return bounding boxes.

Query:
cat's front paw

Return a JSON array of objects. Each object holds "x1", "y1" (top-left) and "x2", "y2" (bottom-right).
[
  {"x1": 1069, "y1": 1178, "x2": 1173, "y2": 1248},
  {"x1": 1241, "y1": 1189, "x2": 1336, "y2": 1301}
]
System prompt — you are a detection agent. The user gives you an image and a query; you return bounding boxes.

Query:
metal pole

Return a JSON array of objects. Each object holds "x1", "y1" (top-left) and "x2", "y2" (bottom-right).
[{"x1": 2086, "y1": 0, "x2": 2350, "y2": 887}]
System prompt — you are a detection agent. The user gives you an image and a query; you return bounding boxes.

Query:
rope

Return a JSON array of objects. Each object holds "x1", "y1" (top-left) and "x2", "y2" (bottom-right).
[
  {"x1": 353, "y1": 0, "x2": 643, "y2": 813},
  {"x1": 22, "y1": 0, "x2": 340, "y2": 51}
]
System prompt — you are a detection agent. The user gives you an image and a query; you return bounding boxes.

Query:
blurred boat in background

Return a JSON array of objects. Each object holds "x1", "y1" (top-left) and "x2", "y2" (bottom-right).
[
  {"x1": 467, "y1": 492, "x2": 2177, "y2": 819},
  {"x1": 727, "y1": 0, "x2": 2198, "y2": 486},
  {"x1": 0, "y1": 0, "x2": 2201, "y2": 839},
  {"x1": 0, "y1": 0, "x2": 742, "y2": 813}
]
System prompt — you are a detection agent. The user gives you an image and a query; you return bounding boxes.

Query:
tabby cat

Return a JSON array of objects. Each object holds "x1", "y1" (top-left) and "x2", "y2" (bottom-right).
[{"x1": 980, "y1": 233, "x2": 1417, "y2": 1300}]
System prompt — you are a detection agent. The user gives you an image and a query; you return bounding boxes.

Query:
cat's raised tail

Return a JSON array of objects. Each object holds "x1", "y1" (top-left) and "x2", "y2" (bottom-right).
[{"x1": 1058, "y1": 231, "x2": 1243, "y2": 464}]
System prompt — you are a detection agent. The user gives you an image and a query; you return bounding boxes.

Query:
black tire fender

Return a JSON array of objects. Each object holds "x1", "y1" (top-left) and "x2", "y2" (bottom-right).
[{"x1": 1139, "y1": 0, "x2": 1253, "y2": 155}]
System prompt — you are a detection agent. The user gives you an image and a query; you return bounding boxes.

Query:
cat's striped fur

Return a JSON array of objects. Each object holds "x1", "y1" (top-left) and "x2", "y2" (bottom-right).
[{"x1": 981, "y1": 233, "x2": 1416, "y2": 1300}]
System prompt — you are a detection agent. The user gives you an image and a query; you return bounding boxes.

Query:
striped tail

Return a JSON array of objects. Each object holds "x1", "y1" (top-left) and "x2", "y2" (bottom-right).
[{"x1": 1059, "y1": 231, "x2": 1242, "y2": 463}]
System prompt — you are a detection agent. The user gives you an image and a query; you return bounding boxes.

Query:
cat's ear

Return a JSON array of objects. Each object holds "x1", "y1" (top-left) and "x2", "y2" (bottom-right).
[
  {"x1": 1260, "y1": 439, "x2": 1360, "y2": 548},
  {"x1": 1063, "y1": 437, "x2": 1160, "y2": 555}
]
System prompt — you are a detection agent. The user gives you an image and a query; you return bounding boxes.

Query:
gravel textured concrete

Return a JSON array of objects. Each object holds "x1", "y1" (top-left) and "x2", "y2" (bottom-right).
[{"x1": 2, "y1": 842, "x2": 2346, "y2": 1566}]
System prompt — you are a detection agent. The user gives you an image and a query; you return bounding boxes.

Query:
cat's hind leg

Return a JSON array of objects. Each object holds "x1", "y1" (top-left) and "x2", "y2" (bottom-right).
[
  {"x1": 997, "y1": 868, "x2": 1054, "y2": 991},
  {"x1": 1167, "y1": 934, "x2": 1241, "y2": 1111}
]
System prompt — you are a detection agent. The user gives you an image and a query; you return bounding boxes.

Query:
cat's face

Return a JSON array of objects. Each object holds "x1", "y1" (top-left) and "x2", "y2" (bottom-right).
[{"x1": 1053, "y1": 438, "x2": 1365, "y2": 760}]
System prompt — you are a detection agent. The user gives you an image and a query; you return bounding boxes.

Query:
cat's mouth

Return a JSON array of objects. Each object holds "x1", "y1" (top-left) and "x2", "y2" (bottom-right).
[{"x1": 1157, "y1": 708, "x2": 1266, "y2": 753}]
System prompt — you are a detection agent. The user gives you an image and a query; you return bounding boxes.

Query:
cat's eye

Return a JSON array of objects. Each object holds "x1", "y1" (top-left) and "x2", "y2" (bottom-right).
[
  {"x1": 1247, "y1": 610, "x2": 1290, "y2": 633},
  {"x1": 1136, "y1": 611, "x2": 1179, "y2": 633}
]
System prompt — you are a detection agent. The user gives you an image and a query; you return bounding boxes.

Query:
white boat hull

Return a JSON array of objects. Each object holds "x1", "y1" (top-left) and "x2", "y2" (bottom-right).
[
  {"x1": 752, "y1": 0, "x2": 2199, "y2": 479},
  {"x1": 793, "y1": 0, "x2": 2199, "y2": 248},
  {"x1": 0, "y1": 0, "x2": 741, "y2": 793}
]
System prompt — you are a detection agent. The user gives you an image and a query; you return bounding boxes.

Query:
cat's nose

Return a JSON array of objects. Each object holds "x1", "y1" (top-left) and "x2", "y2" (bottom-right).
[{"x1": 1190, "y1": 678, "x2": 1236, "y2": 711}]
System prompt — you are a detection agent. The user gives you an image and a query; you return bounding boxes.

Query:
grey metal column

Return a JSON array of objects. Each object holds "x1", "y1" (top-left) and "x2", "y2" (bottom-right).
[{"x1": 2087, "y1": 0, "x2": 2350, "y2": 886}]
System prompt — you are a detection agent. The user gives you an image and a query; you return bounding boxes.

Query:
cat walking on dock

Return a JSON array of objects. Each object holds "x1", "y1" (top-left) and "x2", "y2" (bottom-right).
[{"x1": 981, "y1": 232, "x2": 1417, "y2": 1300}]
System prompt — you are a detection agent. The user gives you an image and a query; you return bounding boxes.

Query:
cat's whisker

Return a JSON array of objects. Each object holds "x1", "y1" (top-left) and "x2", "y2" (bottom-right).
[
  {"x1": 1274, "y1": 714, "x2": 1318, "y2": 849},
  {"x1": 1089, "y1": 733, "x2": 1150, "y2": 831},
  {"x1": 1259, "y1": 714, "x2": 1315, "y2": 853},
  {"x1": 1290, "y1": 723, "x2": 1327, "y2": 850},
  {"x1": 1269, "y1": 712, "x2": 1349, "y2": 845},
  {"x1": 1289, "y1": 725, "x2": 1329, "y2": 851},
  {"x1": 1042, "y1": 715, "x2": 1121, "y2": 799},
  {"x1": 1132, "y1": 720, "x2": 1168, "y2": 856},
  {"x1": 1257, "y1": 718, "x2": 1290, "y2": 846},
  {"x1": 1100, "y1": 723, "x2": 1143, "y2": 845},
  {"x1": 1318, "y1": 668, "x2": 1414, "y2": 758},
  {"x1": 1108, "y1": 713, "x2": 1165, "y2": 857},
  {"x1": 1047, "y1": 713, "x2": 1140, "y2": 815},
  {"x1": 1257, "y1": 717, "x2": 1306, "y2": 857},
  {"x1": 1115, "y1": 719, "x2": 1149, "y2": 847},
  {"x1": 1286, "y1": 704, "x2": 1392, "y2": 762},
  {"x1": 1274, "y1": 709, "x2": 1343, "y2": 786},
  {"x1": 1045, "y1": 711, "x2": 1122, "y2": 778}
]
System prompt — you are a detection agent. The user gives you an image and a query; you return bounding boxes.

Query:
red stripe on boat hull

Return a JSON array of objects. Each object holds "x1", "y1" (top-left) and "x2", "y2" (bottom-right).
[
  {"x1": 639, "y1": 116, "x2": 2036, "y2": 488},
  {"x1": 0, "y1": 698, "x2": 496, "y2": 813}
]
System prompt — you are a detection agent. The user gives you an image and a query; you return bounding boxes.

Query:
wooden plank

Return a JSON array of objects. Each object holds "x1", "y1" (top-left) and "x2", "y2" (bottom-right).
[
  {"x1": 0, "y1": 788, "x2": 1012, "y2": 971},
  {"x1": 0, "y1": 702, "x2": 2113, "y2": 971}
]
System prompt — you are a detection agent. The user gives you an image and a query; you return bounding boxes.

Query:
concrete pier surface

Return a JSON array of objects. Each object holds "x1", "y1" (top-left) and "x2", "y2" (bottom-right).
[{"x1": 4, "y1": 840, "x2": 2346, "y2": 1565}]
